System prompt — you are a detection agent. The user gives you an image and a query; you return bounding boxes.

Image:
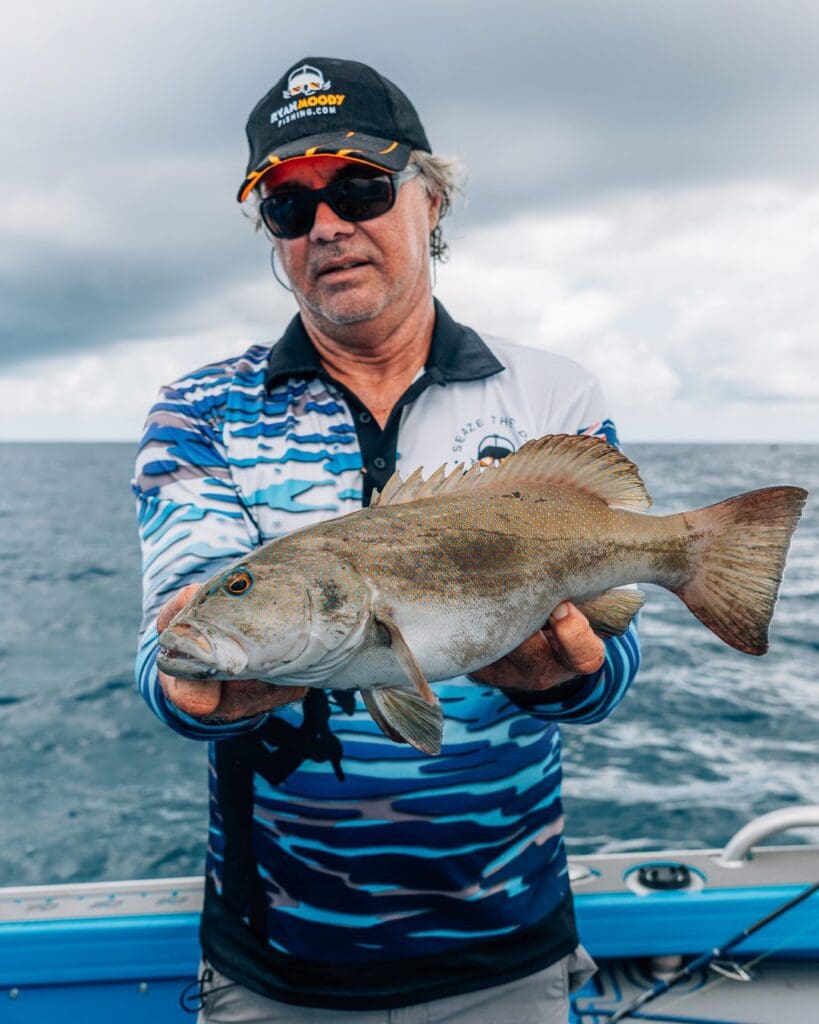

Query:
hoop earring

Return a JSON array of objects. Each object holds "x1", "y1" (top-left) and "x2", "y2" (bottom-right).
[{"x1": 270, "y1": 247, "x2": 293, "y2": 293}]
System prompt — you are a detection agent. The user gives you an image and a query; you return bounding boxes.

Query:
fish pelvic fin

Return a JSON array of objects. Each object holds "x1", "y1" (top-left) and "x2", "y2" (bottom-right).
[
  {"x1": 369, "y1": 435, "x2": 652, "y2": 511},
  {"x1": 362, "y1": 687, "x2": 443, "y2": 755},
  {"x1": 575, "y1": 588, "x2": 645, "y2": 637},
  {"x1": 676, "y1": 486, "x2": 808, "y2": 655}
]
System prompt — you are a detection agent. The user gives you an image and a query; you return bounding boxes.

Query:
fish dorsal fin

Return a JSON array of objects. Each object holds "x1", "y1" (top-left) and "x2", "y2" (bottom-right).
[
  {"x1": 415, "y1": 463, "x2": 448, "y2": 499},
  {"x1": 472, "y1": 434, "x2": 651, "y2": 510},
  {"x1": 370, "y1": 462, "x2": 467, "y2": 508},
  {"x1": 370, "y1": 466, "x2": 421, "y2": 508},
  {"x1": 373, "y1": 435, "x2": 652, "y2": 511},
  {"x1": 437, "y1": 462, "x2": 465, "y2": 496}
]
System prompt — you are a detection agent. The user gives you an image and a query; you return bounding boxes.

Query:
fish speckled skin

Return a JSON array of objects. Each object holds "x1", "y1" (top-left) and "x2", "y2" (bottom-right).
[
  {"x1": 263, "y1": 490, "x2": 681, "y2": 687},
  {"x1": 157, "y1": 434, "x2": 807, "y2": 752}
]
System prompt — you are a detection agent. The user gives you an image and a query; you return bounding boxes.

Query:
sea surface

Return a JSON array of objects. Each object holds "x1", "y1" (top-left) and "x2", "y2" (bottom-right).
[{"x1": 0, "y1": 443, "x2": 817, "y2": 887}]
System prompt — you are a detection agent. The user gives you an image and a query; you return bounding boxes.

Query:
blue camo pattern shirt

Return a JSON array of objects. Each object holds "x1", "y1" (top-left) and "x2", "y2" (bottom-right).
[{"x1": 133, "y1": 313, "x2": 640, "y2": 963}]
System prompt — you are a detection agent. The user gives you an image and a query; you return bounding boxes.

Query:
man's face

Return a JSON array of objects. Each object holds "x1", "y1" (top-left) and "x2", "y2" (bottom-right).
[{"x1": 260, "y1": 156, "x2": 440, "y2": 329}]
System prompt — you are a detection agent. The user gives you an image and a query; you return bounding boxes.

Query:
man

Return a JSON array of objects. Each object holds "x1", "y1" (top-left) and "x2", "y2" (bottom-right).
[{"x1": 134, "y1": 57, "x2": 640, "y2": 1023}]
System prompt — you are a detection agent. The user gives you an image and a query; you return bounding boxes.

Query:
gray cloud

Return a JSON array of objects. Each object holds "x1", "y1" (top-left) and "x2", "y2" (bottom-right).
[{"x1": 3, "y1": 1, "x2": 819, "y2": 370}]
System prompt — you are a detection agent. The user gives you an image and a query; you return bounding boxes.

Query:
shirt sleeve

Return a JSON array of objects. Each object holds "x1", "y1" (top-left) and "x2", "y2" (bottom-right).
[
  {"x1": 133, "y1": 378, "x2": 270, "y2": 741},
  {"x1": 507, "y1": 409, "x2": 642, "y2": 724}
]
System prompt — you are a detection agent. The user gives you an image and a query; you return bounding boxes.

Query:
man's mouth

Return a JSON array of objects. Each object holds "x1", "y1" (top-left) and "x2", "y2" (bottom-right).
[{"x1": 315, "y1": 259, "x2": 370, "y2": 279}]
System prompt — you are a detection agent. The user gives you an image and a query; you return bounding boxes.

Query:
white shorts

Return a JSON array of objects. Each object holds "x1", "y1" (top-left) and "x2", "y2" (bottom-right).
[{"x1": 195, "y1": 946, "x2": 597, "y2": 1024}]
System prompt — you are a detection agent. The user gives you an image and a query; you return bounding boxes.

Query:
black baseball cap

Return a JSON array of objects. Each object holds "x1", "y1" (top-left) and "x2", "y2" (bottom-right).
[{"x1": 237, "y1": 57, "x2": 431, "y2": 202}]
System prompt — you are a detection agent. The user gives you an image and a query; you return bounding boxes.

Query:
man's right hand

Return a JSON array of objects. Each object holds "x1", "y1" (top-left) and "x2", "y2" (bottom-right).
[{"x1": 156, "y1": 584, "x2": 307, "y2": 723}]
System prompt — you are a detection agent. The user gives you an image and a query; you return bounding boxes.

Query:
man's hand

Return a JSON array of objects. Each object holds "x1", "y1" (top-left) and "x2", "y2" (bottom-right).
[
  {"x1": 469, "y1": 602, "x2": 604, "y2": 692},
  {"x1": 156, "y1": 584, "x2": 307, "y2": 723}
]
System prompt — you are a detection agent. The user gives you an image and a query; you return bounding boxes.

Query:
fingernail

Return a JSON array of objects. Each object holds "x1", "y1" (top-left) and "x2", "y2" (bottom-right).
[{"x1": 551, "y1": 602, "x2": 570, "y2": 621}]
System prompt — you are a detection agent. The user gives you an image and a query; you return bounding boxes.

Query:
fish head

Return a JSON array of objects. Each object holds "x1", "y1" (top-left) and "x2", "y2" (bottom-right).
[{"x1": 157, "y1": 559, "x2": 314, "y2": 681}]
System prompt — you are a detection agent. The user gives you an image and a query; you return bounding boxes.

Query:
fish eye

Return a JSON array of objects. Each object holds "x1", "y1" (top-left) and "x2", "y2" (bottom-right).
[{"x1": 223, "y1": 568, "x2": 254, "y2": 597}]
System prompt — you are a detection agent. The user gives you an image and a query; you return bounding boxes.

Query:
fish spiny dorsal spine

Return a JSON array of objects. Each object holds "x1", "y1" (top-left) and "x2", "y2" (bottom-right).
[{"x1": 372, "y1": 434, "x2": 653, "y2": 511}]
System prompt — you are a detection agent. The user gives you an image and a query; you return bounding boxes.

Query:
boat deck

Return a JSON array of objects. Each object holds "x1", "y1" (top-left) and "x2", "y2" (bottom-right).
[
  {"x1": 573, "y1": 959, "x2": 819, "y2": 1023},
  {"x1": 2, "y1": 834, "x2": 817, "y2": 1023}
]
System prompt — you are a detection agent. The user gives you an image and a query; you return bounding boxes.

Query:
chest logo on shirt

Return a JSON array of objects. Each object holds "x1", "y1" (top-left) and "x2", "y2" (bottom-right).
[{"x1": 451, "y1": 415, "x2": 529, "y2": 463}]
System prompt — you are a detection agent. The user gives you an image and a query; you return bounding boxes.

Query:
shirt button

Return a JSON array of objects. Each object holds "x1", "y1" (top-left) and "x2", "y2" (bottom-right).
[
  {"x1": 359, "y1": 411, "x2": 372, "y2": 424},
  {"x1": 373, "y1": 456, "x2": 387, "y2": 470}
]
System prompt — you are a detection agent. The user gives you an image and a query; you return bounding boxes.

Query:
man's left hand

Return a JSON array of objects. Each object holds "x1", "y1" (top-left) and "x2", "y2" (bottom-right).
[
  {"x1": 156, "y1": 584, "x2": 307, "y2": 723},
  {"x1": 469, "y1": 602, "x2": 604, "y2": 691}
]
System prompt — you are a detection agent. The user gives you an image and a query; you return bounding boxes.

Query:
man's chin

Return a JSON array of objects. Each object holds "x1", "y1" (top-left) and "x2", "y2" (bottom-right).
[{"x1": 302, "y1": 291, "x2": 387, "y2": 327}]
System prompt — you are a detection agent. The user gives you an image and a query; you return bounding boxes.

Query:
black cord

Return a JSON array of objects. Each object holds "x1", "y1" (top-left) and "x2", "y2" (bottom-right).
[
  {"x1": 179, "y1": 966, "x2": 237, "y2": 1014},
  {"x1": 270, "y1": 247, "x2": 293, "y2": 292}
]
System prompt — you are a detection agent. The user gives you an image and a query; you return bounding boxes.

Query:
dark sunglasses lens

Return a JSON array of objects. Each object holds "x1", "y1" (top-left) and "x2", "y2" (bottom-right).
[
  {"x1": 260, "y1": 175, "x2": 397, "y2": 238},
  {"x1": 260, "y1": 192, "x2": 315, "y2": 239},
  {"x1": 329, "y1": 176, "x2": 395, "y2": 221}
]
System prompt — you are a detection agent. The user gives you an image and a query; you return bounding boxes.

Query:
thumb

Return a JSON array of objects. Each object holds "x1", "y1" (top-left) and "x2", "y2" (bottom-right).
[
  {"x1": 157, "y1": 583, "x2": 201, "y2": 633},
  {"x1": 161, "y1": 671, "x2": 222, "y2": 717}
]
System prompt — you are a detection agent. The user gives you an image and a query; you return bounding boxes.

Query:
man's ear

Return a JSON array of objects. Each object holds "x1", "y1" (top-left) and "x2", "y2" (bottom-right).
[{"x1": 427, "y1": 191, "x2": 443, "y2": 232}]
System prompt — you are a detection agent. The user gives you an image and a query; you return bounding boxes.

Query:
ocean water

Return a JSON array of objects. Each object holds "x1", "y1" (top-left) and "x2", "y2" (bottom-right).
[{"x1": 0, "y1": 443, "x2": 816, "y2": 886}]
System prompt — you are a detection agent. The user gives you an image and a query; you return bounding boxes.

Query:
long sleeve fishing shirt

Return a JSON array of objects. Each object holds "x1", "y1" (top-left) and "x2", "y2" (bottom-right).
[{"x1": 133, "y1": 300, "x2": 640, "y2": 1010}]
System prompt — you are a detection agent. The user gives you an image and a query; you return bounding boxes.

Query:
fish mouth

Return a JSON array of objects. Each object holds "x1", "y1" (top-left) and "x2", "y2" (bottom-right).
[{"x1": 157, "y1": 622, "x2": 249, "y2": 679}]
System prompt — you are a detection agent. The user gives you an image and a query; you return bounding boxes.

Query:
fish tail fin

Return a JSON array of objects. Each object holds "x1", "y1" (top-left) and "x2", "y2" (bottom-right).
[{"x1": 676, "y1": 486, "x2": 807, "y2": 655}]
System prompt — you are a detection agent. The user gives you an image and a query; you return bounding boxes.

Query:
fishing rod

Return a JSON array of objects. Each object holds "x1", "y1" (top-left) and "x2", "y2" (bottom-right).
[{"x1": 606, "y1": 879, "x2": 819, "y2": 1023}]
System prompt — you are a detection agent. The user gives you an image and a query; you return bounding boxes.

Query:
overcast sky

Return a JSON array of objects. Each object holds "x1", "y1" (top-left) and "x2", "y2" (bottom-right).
[{"x1": 2, "y1": 1, "x2": 819, "y2": 441}]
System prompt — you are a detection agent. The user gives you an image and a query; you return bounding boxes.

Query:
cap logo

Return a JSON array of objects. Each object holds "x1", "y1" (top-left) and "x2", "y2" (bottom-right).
[
  {"x1": 283, "y1": 64, "x2": 332, "y2": 99},
  {"x1": 269, "y1": 66, "x2": 346, "y2": 130}
]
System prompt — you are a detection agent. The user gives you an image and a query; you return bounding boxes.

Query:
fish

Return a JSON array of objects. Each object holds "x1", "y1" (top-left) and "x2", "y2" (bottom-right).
[{"x1": 157, "y1": 434, "x2": 808, "y2": 756}]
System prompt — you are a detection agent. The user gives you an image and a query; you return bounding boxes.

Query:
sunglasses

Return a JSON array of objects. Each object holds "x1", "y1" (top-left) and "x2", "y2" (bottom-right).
[{"x1": 258, "y1": 167, "x2": 419, "y2": 240}]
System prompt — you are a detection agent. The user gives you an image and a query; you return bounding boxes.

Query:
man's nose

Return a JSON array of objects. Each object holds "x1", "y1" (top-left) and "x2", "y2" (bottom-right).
[{"x1": 309, "y1": 200, "x2": 356, "y2": 243}]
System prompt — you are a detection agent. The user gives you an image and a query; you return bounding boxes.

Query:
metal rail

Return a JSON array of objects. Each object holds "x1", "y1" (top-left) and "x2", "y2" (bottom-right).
[{"x1": 716, "y1": 806, "x2": 819, "y2": 867}]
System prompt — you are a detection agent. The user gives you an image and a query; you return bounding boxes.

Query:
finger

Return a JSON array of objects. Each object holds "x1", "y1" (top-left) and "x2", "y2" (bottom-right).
[
  {"x1": 548, "y1": 602, "x2": 605, "y2": 675},
  {"x1": 160, "y1": 669, "x2": 222, "y2": 717},
  {"x1": 157, "y1": 584, "x2": 201, "y2": 633},
  {"x1": 470, "y1": 631, "x2": 575, "y2": 690},
  {"x1": 504, "y1": 630, "x2": 554, "y2": 679},
  {"x1": 262, "y1": 684, "x2": 309, "y2": 709},
  {"x1": 211, "y1": 681, "x2": 308, "y2": 722}
]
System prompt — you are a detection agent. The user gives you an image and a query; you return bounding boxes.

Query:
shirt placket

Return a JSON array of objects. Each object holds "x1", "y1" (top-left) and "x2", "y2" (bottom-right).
[{"x1": 323, "y1": 369, "x2": 443, "y2": 506}]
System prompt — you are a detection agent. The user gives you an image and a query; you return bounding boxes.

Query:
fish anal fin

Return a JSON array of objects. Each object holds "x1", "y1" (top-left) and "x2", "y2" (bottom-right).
[
  {"x1": 362, "y1": 687, "x2": 443, "y2": 755},
  {"x1": 374, "y1": 609, "x2": 435, "y2": 705},
  {"x1": 575, "y1": 588, "x2": 645, "y2": 637}
]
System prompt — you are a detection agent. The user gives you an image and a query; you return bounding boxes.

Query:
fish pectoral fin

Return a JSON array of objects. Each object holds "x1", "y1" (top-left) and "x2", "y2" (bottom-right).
[
  {"x1": 373, "y1": 609, "x2": 435, "y2": 704},
  {"x1": 574, "y1": 588, "x2": 645, "y2": 637},
  {"x1": 368, "y1": 611, "x2": 443, "y2": 753},
  {"x1": 362, "y1": 688, "x2": 443, "y2": 756}
]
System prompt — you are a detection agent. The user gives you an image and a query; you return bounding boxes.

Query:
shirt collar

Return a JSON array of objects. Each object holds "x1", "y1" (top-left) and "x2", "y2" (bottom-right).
[{"x1": 265, "y1": 299, "x2": 504, "y2": 389}]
